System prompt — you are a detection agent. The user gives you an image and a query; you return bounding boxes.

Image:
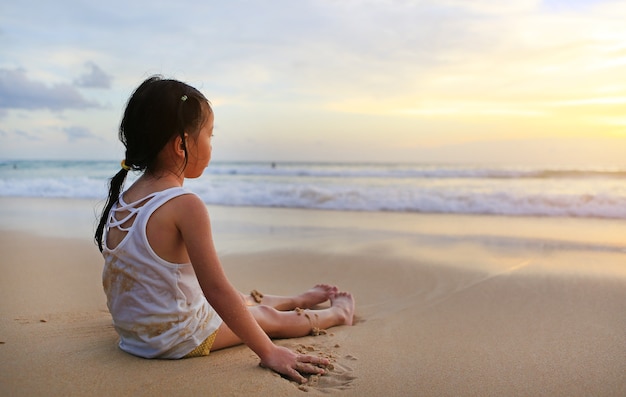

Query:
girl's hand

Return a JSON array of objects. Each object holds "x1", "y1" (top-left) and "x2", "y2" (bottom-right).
[{"x1": 259, "y1": 345, "x2": 330, "y2": 384}]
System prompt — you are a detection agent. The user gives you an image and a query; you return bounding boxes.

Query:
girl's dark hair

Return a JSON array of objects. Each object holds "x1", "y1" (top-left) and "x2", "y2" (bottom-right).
[{"x1": 95, "y1": 75, "x2": 211, "y2": 251}]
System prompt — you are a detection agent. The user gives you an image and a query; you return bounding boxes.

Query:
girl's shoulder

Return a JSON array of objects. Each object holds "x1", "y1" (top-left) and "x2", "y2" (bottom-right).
[
  {"x1": 168, "y1": 190, "x2": 213, "y2": 238},
  {"x1": 148, "y1": 188, "x2": 210, "y2": 237},
  {"x1": 163, "y1": 189, "x2": 208, "y2": 218}
]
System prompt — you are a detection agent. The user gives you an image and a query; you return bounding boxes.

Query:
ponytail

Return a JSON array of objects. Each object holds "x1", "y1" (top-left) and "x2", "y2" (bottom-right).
[{"x1": 94, "y1": 168, "x2": 128, "y2": 252}]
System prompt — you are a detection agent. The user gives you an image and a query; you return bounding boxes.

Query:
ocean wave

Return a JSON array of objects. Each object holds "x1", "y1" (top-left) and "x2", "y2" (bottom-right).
[
  {"x1": 1, "y1": 161, "x2": 625, "y2": 219},
  {"x1": 185, "y1": 179, "x2": 626, "y2": 219}
]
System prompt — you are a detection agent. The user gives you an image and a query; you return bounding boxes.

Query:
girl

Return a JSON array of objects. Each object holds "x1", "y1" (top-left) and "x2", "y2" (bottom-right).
[{"x1": 94, "y1": 76, "x2": 354, "y2": 384}]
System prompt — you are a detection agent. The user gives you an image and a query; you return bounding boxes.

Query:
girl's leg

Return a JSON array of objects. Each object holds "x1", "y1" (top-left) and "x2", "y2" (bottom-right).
[
  {"x1": 243, "y1": 284, "x2": 339, "y2": 311},
  {"x1": 212, "y1": 292, "x2": 355, "y2": 351}
]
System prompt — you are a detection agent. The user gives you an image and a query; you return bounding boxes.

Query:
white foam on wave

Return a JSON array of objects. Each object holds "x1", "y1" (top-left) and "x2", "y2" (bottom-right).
[
  {"x1": 1, "y1": 161, "x2": 626, "y2": 219},
  {"x1": 185, "y1": 176, "x2": 626, "y2": 219}
]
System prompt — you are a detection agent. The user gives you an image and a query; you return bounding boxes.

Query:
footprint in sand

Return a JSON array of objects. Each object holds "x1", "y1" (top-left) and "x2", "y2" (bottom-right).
[{"x1": 311, "y1": 360, "x2": 356, "y2": 392}]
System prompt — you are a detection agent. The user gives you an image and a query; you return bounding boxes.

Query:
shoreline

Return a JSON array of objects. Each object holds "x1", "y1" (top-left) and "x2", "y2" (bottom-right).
[
  {"x1": 1, "y1": 198, "x2": 625, "y2": 396},
  {"x1": 1, "y1": 197, "x2": 624, "y2": 277},
  {"x1": 1, "y1": 196, "x2": 625, "y2": 244}
]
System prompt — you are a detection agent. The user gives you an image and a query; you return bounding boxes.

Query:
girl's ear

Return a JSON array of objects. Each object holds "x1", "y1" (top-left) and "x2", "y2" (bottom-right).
[{"x1": 173, "y1": 133, "x2": 189, "y2": 157}]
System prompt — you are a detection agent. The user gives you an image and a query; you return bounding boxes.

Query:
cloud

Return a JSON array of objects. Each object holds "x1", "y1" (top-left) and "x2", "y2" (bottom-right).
[
  {"x1": 0, "y1": 68, "x2": 98, "y2": 112},
  {"x1": 74, "y1": 62, "x2": 112, "y2": 89},
  {"x1": 62, "y1": 125, "x2": 98, "y2": 141},
  {"x1": 14, "y1": 129, "x2": 42, "y2": 141}
]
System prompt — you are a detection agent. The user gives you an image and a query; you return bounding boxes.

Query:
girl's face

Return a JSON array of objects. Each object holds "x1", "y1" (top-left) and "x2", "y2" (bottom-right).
[{"x1": 184, "y1": 109, "x2": 214, "y2": 179}]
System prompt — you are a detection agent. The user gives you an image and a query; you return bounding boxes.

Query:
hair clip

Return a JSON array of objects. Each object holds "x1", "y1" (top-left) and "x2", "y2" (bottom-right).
[
  {"x1": 120, "y1": 160, "x2": 131, "y2": 171},
  {"x1": 181, "y1": 95, "x2": 188, "y2": 102}
]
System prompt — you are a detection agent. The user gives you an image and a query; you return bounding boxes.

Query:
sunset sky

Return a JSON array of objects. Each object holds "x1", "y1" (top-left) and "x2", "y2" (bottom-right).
[{"x1": 1, "y1": 0, "x2": 625, "y2": 166}]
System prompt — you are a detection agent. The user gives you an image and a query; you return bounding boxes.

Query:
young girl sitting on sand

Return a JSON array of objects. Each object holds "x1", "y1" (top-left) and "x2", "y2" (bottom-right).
[{"x1": 94, "y1": 76, "x2": 354, "y2": 384}]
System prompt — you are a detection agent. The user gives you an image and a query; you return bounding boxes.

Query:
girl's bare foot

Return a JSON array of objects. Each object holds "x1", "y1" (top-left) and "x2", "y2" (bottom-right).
[
  {"x1": 294, "y1": 284, "x2": 339, "y2": 309},
  {"x1": 331, "y1": 291, "x2": 355, "y2": 326}
]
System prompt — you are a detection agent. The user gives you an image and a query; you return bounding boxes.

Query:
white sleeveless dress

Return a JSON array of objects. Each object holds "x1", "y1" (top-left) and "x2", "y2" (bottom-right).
[{"x1": 102, "y1": 187, "x2": 222, "y2": 359}]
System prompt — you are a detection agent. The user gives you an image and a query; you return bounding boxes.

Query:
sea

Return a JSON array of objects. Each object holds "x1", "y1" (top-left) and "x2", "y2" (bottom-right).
[{"x1": 1, "y1": 159, "x2": 625, "y2": 220}]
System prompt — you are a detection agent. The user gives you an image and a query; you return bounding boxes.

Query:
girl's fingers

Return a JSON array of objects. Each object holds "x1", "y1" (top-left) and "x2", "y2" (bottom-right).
[
  {"x1": 289, "y1": 369, "x2": 307, "y2": 384},
  {"x1": 295, "y1": 355, "x2": 329, "y2": 376},
  {"x1": 298, "y1": 354, "x2": 330, "y2": 366},
  {"x1": 298, "y1": 363, "x2": 325, "y2": 375},
  {"x1": 263, "y1": 352, "x2": 330, "y2": 384}
]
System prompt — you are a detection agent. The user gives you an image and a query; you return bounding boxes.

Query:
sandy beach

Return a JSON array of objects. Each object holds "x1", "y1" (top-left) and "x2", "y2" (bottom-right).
[{"x1": 1, "y1": 197, "x2": 625, "y2": 396}]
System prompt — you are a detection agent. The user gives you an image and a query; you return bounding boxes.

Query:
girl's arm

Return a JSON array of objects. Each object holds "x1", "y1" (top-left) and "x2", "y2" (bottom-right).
[{"x1": 175, "y1": 195, "x2": 326, "y2": 383}]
